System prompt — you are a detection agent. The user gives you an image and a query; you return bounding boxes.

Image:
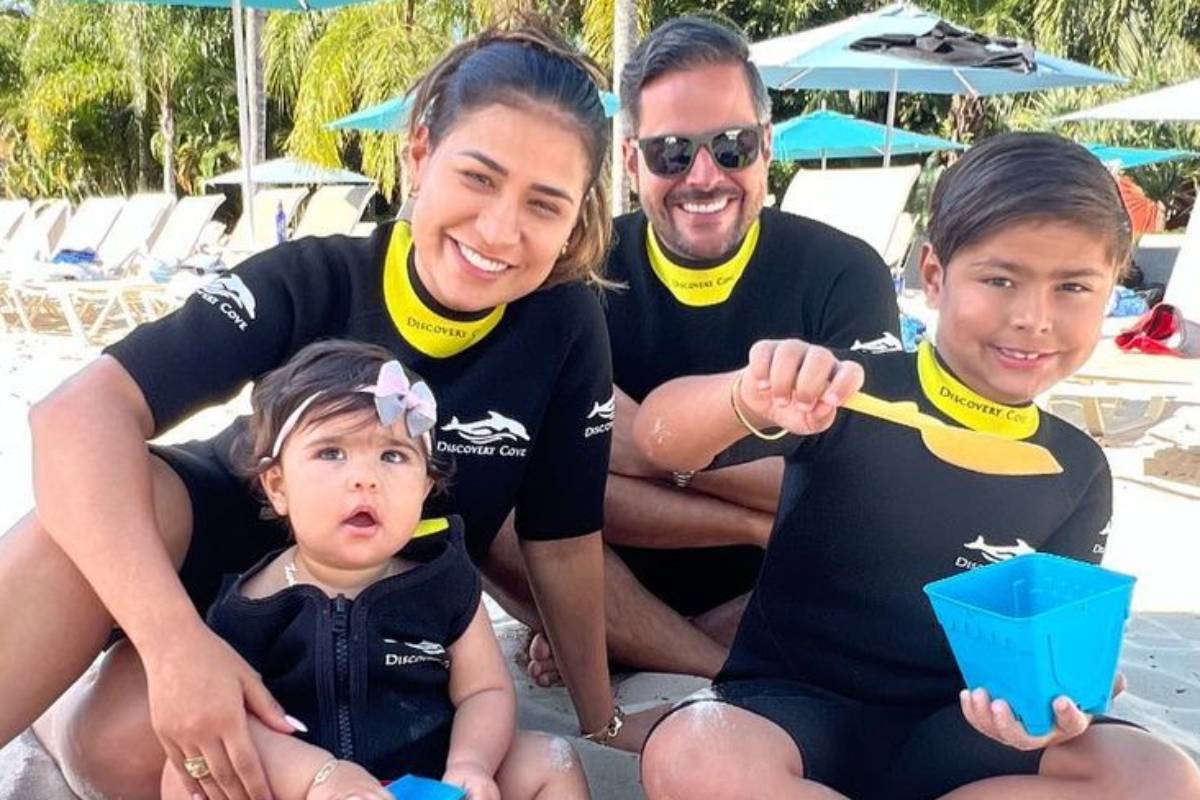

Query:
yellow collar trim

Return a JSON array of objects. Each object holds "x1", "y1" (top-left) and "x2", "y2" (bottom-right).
[
  {"x1": 917, "y1": 341, "x2": 1039, "y2": 439},
  {"x1": 414, "y1": 517, "x2": 450, "y2": 538},
  {"x1": 645, "y1": 218, "x2": 760, "y2": 307},
  {"x1": 383, "y1": 223, "x2": 505, "y2": 359}
]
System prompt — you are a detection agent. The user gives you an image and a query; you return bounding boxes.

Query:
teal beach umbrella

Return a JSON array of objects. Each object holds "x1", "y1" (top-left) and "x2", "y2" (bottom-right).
[
  {"x1": 771, "y1": 109, "x2": 961, "y2": 164},
  {"x1": 327, "y1": 90, "x2": 620, "y2": 132}
]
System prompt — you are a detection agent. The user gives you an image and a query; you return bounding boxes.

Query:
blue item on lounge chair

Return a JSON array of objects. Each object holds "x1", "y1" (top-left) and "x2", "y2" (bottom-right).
[
  {"x1": 387, "y1": 775, "x2": 466, "y2": 800},
  {"x1": 924, "y1": 553, "x2": 1134, "y2": 736},
  {"x1": 50, "y1": 248, "x2": 99, "y2": 265}
]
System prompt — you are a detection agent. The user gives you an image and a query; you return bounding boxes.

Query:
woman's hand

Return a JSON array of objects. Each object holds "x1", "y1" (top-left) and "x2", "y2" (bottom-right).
[
  {"x1": 443, "y1": 761, "x2": 500, "y2": 800},
  {"x1": 306, "y1": 761, "x2": 392, "y2": 800},
  {"x1": 959, "y1": 675, "x2": 1126, "y2": 751},
  {"x1": 737, "y1": 340, "x2": 864, "y2": 436},
  {"x1": 145, "y1": 622, "x2": 298, "y2": 800}
]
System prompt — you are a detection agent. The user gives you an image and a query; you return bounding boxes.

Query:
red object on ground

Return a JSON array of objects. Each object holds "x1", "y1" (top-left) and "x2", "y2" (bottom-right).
[
  {"x1": 1115, "y1": 303, "x2": 1200, "y2": 358},
  {"x1": 1117, "y1": 175, "x2": 1164, "y2": 236}
]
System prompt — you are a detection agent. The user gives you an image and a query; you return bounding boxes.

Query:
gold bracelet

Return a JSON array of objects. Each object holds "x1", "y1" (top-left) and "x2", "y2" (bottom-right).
[
  {"x1": 311, "y1": 758, "x2": 339, "y2": 787},
  {"x1": 582, "y1": 705, "x2": 625, "y2": 746},
  {"x1": 730, "y1": 373, "x2": 789, "y2": 441}
]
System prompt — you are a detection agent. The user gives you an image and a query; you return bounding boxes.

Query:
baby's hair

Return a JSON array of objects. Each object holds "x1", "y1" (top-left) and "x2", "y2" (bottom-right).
[
  {"x1": 928, "y1": 132, "x2": 1133, "y2": 274},
  {"x1": 234, "y1": 340, "x2": 451, "y2": 503}
]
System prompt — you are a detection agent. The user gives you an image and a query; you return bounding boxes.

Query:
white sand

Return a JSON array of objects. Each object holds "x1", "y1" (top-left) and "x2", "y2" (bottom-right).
[{"x1": 0, "y1": 329, "x2": 1197, "y2": 799}]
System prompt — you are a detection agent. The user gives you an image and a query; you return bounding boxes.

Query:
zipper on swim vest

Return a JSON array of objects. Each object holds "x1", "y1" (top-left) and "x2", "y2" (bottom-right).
[{"x1": 331, "y1": 594, "x2": 355, "y2": 761}]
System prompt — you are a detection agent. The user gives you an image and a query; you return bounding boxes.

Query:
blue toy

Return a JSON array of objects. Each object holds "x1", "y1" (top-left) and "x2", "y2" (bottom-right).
[
  {"x1": 387, "y1": 775, "x2": 467, "y2": 800},
  {"x1": 924, "y1": 553, "x2": 1135, "y2": 736}
]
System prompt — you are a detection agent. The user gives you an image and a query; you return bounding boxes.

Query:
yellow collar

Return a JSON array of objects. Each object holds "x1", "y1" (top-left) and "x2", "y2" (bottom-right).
[
  {"x1": 383, "y1": 223, "x2": 505, "y2": 359},
  {"x1": 414, "y1": 517, "x2": 449, "y2": 538},
  {"x1": 645, "y1": 218, "x2": 760, "y2": 307},
  {"x1": 917, "y1": 341, "x2": 1039, "y2": 439}
]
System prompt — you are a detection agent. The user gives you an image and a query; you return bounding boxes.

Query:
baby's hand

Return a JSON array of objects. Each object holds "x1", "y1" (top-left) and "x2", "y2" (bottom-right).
[
  {"x1": 443, "y1": 761, "x2": 499, "y2": 800},
  {"x1": 306, "y1": 759, "x2": 392, "y2": 800},
  {"x1": 739, "y1": 339, "x2": 864, "y2": 435}
]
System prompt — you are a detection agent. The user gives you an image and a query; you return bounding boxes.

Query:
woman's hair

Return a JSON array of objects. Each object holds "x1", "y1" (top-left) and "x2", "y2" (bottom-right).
[
  {"x1": 928, "y1": 132, "x2": 1133, "y2": 273},
  {"x1": 235, "y1": 339, "x2": 451, "y2": 501},
  {"x1": 406, "y1": 16, "x2": 612, "y2": 287}
]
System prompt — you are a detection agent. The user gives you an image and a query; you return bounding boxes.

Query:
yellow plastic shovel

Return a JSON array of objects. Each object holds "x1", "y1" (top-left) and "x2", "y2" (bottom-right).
[{"x1": 843, "y1": 392, "x2": 1063, "y2": 476}]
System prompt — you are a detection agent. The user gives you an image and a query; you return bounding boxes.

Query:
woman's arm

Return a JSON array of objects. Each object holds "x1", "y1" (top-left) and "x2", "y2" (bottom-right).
[
  {"x1": 444, "y1": 604, "x2": 517, "y2": 798},
  {"x1": 634, "y1": 340, "x2": 865, "y2": 472},
  {"x1": 518, "y1": 533, "x2": 615, "y2": 736},
  {"x1": 30, "y1": 357, "x2": 293, "y2": 799}
]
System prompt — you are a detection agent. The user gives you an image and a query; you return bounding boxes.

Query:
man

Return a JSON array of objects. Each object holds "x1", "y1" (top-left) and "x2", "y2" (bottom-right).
[{"x1": 520, "y1": 16, "x2": 902, "y2": 685}]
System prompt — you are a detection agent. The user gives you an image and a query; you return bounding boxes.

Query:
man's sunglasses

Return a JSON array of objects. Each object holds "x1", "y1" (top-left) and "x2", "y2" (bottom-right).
[{"x1": 636, "y1": 126, "x2": 764, "y2": 177}]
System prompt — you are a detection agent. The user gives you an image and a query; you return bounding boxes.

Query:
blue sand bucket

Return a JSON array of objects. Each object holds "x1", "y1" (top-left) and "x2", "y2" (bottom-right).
[
  {"x1": 387, "y1": 775, "x2": 466, "y2": 800},
  {"x1": 924, "y1": 553, "x2": 1134, "y2": 736}
]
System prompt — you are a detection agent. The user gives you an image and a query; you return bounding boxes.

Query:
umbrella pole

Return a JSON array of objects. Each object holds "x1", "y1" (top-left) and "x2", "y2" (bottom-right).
[
  {"x1": 231, "y1": 0, "x2": 256, "y2": 246},
  {"x1": 883, "y1": 70, "x2": 898, "y2": 168}
]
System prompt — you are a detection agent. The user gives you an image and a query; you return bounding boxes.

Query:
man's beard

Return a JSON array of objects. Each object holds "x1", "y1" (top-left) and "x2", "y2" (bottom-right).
[{"x1": 652, "y1": 187, "x2": 759, "y2": 262}]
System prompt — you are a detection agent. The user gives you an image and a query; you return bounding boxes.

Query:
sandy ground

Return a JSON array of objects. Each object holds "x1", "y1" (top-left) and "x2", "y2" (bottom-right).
[{"x1": 0, "y1": 326, "x2": 1197, "y2": 799}]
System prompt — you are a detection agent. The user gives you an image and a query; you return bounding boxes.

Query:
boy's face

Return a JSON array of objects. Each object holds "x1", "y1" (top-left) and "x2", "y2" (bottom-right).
[{"x1": 921, "y1": 220, "x2": 1119, "y2": 405}]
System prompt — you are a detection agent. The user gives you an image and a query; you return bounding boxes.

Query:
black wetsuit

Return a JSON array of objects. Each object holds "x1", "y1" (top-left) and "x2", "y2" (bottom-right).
[
  {"x1": 661, "y1": 344, "x2": 1120, "y2": 799},
  {"x1": 106, "y1": 222, "x2": 613, "y2": 607},
  {"x1": 208, "y1": 517, "x2": 479, "y2": 780},
  {"x1": 604, "y1": 208, "x2": 901, "y2": 614}
]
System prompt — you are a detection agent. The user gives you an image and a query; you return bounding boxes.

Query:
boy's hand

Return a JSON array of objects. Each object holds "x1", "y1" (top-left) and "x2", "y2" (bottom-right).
[
  {"x1": 959, "y1": 675, "x2": 1125, "y2": 751},
  {"x1": 739, "y1": 340, "x2": 864, "y2": 435},
  {"x1": 306, "y1": 760, "x2": 391, "y2": 800},
  {"x1": 443, "y1": 761, "x2": 499, "y2": 800}
]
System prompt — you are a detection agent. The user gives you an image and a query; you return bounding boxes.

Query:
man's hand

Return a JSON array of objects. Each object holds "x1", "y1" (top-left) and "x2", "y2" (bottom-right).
[
  {"x1": 609, "y1": 388, "x2": 662, "y2": 479},
  {"x1": 145, "y1": 622, "x2": 298, "y2": 800}
]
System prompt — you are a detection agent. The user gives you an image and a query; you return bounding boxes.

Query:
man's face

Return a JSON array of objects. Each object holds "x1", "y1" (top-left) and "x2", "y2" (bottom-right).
[{"x1": 624, "y1": 62, "x2": 771, "y2": 261}]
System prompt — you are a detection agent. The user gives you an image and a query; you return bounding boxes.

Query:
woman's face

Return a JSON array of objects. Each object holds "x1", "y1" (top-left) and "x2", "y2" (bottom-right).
[{"x1": 407, "y1": 103, "x2": 592, "y2": 313}]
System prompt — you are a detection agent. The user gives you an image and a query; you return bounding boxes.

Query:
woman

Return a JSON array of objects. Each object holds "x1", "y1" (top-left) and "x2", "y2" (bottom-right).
[{"x1": 0, "y1": 21, "x2": 627, "y2": 800}]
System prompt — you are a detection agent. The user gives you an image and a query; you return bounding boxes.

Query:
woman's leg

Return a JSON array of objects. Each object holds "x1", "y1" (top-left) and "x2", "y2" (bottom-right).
[
  {"x1": 938, "y1": 725, "x2": 1200, "y2": 800},
  {"x1": 0, "y1": 455, "x2": 193, "y2": 747},
  {"x1": 640, "y1": 702, "x2": 849, "y2": 800},
  {"x1": 493, "y1": 731, "x2": 590, "y2": 800}
]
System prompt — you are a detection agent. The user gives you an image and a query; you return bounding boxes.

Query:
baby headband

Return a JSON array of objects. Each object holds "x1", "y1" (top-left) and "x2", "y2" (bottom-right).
[{"x1": 269, "y1": 360, "x2": 438, "y2": 460}]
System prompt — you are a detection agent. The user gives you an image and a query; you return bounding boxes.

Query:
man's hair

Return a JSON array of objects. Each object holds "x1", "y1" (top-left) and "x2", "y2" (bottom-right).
[
  {"x1": 619, "y1": 15, "x2": 771, "y2": 135},
  {"x1": 929, "y1": 132, "x2": 1133, "y2": 270}
]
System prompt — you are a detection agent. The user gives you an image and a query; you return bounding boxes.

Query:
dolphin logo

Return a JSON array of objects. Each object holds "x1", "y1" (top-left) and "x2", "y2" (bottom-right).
[
  {"x1": 588, "y1": 395, "x2": 615, "y2": 421},
  {"x1": 441, "y1": 411, "x2": 531, "y2": 445},
  {"x1": 403, "y1": 640, "x2": 446, "y2": 656},
  {"x1": 850, "y1": 331, "x2": 902, "y2": 354},
  {"x1": 200, "y1": 275, "x2": 257, "y2": 319},
  {"x1": 963, "y1": 536, "x2": 1036, "y2": 563}
]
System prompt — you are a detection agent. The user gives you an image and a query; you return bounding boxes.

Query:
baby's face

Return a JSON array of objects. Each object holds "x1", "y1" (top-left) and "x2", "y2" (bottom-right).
[
  {"x1": 273, "y1": 410, "x2": 432, "y2": 571},
  {"x1": 922, "y1": 220, "x2": 1118, "y2": 405}
]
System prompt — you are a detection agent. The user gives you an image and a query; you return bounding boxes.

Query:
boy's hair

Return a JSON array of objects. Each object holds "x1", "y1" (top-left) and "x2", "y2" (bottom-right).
[
  {"x1": 619, "y1": 15, "x2": 771, "y2": 136},
  {"x1": 928, "y1": 132, "x2": 1133, "y2": 271},
  {"x1": 235, "y1": 340, "x2": 451, "y2": 501}
]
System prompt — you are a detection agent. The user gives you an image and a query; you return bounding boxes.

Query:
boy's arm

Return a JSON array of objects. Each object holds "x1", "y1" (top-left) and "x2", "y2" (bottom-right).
[
  {"x1": 444, "y1": 604, "x2": 516, "y2": 782},
  {"x1": 635, "y1": 340, "x2": 863, "y2": 472}
]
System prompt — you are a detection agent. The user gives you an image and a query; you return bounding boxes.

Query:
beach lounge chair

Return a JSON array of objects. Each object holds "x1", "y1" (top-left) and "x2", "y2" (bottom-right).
[
  {"x1": 220, "y1": 187, "x2": 309, "y2": 262},
  {"x1": 0, "y1": 199, "x2": 70, "y2": 267},
  {"x1": 1164, "y1": 201, "x2": 1198, "y2": 317},
  {"x1": 0, "y1": 199, "x2": 31, "y2": 249},
  {"x1": 780, "y1": 164, "x2": 922, "y2": 260},
  {"x1": 292, "y1": 185, "x2": 376, "y2": 239}
]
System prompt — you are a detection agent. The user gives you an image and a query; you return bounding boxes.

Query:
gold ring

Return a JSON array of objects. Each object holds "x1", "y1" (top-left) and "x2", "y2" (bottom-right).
[{"x1": 183, "y1": 755, "x2": 211, "y2": 780}]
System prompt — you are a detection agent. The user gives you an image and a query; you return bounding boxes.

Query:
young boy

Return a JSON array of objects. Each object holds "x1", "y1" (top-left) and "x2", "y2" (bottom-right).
[{"x1": 634, "y1": 133, "x2": 1200, "y2": 800}]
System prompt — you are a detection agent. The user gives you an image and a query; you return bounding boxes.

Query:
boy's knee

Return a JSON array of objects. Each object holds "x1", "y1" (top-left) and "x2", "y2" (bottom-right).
[
  {"x1": 642, "y1": 706, "x2": 739, "y2": 799},
  {"x1": 1055, "y1": 726, "x2": 1200, "y2": 800},
  {"x1": 521, "y1": 731, "x2": 583, "y2": 776}
]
